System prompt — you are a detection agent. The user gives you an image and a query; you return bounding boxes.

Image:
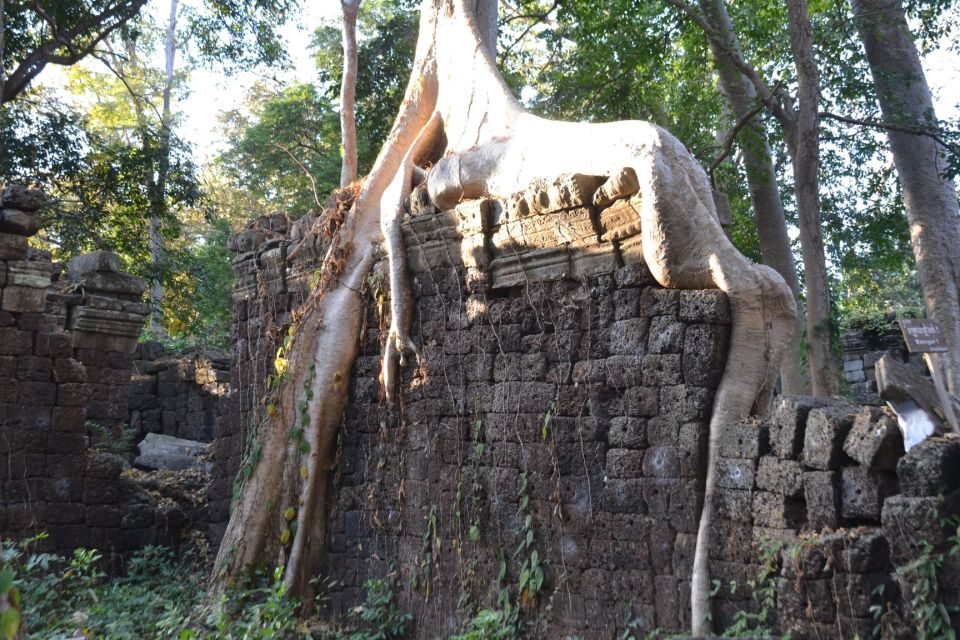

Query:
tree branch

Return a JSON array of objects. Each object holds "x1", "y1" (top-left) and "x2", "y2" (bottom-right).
[
  {"x1": 662, "y1": 0, "x2": 795, "y2": 130},
  {"x1": 1, "y1": 0, "x2": 148, "y2": 103},
  {"x1": 501, "y1": 0, "x2": 559, "y2": 24},
  {"x1": 91, "y1": 52, "x2": 165, "y2": 124},
  {"x1": 708, "y1": 101, "x2": 766, "y2": 185},
  {"x1": 502, "y1": 0, "x2": 559, "y2": 56},
  {"x1": 273, "y1": 144, "x2": 323, "y2": 209},
  {"x1": 820, "y1": 111, "x2": 960, "y2": 156}
]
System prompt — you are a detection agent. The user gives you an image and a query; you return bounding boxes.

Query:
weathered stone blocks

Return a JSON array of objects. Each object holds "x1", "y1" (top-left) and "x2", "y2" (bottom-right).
[
  {"x1": 756, "y1": 456, "x2": 803, "y2": 498},
  {"x1": 716, "y1": 457, "x2": 756, "y2": 491},
  {"x1": 896, "y1": 436, "x2": 960, "y2": 497},
  {"x1": 771, "y1": 395, "x2": 833, "y2": 459},
  {"x1": 1, "y1": 185, "x2": 46, "y2": 212},
  {"x1": 802, "y1": 402, "x2": 858, "y2": 470},
  {"x1": 843, "y1": 408, "x2": 903, "y2": 470},
  {"x1": 678, "y1": 289, "x2": 730, "y2": 323},
  {"x1": 752, "y1": 491, "x2": 805, "y2": 528},
  {"x1": 840, "y1": 466, "x2": 897, "y2": 521},
  {"x1": 719, "y1": 420, "x2": 769, "y2": 460},
  {"x1": 682, "y1": 323, "x2": 728, "y2": 387},
  {"x1": 804, "y1": 470, "x2": 841, "y2": 529}
]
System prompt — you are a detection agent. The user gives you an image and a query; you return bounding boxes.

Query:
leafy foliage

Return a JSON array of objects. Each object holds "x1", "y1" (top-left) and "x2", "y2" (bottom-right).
[
  {"x1": 2, "y1": 535, "x2": 416, "y2": 640},
  {"x1": 218, "y1": 82, "x2": 341, "y2": 218},
  {"x1": 347, "y1": 570, "x2": 413, "y2": 640}
]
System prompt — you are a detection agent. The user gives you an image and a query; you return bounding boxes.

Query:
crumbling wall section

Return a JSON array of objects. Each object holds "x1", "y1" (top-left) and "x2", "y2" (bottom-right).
[
  {"x1": 129, "y1": 343, "x2": 230, "y2": 442},
  {"x1": 217, "y1": 194, "x2": 731, "y2": 637},
  {"x1": 841, "y1": 319, "x2": 919, "y2": 405},
  {"x1": 0, "y1": 187, "x2": 195, "y2": 557},
  {"x1": 710, "y1": 398, "x2": 960, "y2": 637}
]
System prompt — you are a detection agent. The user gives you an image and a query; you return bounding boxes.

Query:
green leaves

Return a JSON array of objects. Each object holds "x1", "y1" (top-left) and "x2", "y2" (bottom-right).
[
  {"x1": 217, "y1": 82, "x2": 341, "y2": 217},
  {"x1": 0, "y1": 567, "x2": 14, "y2": 594},
  {"x1": 0, "y1": 565, "x2": 20, "y2": 640},
  {"x1": 0, "y1": 608, "x2": 20, "y2": 640}
]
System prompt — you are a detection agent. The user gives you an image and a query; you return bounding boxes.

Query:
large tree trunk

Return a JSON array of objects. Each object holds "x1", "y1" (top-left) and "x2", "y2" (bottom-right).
[
  {"x1": 211, "y1": 3, "x2": 796, "y2": 636},
  {"x1": 339, "y1": 0, "x2": 360, "y2": 187},
  {"x1": 852, "y1": 0, "x2": 960, "y2": 394},
  {"x1": 698, "y1": 0, "x2": 808, "y2": 395},
  {"x1": 784, "y1": 0, "x2": 837, "y2": 396}
]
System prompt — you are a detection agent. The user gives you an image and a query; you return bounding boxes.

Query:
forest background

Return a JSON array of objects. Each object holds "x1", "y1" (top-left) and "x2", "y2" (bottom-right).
[{"x1": 1, "y1": 0, "x2": 958, "y2": 392}]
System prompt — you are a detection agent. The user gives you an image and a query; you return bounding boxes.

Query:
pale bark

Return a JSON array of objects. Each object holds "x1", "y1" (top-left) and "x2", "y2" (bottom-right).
[
  {"x1": 784, "y1": 0, "x2": 837, "y2": 396},
  {"x1": 699, "y1": 0, "x2": 808, "y2": 395},
  {"x1": 1, "y1": 0, "x2": 6, "y2": 93},
  {"x1": 213, "y1": 5, "x2": 795, "y2": 638},
  {"x1": 147, "y1": 0, "x2": 178, "y2": 335},
  {"x1": 339, "y1": 0, "x2": 360, "y2": 187},
  {"x1": 852, "y1": 0, "x2": 960, "y2": 395}
]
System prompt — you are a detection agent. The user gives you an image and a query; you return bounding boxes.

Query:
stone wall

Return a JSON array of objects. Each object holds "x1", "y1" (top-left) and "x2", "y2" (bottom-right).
[
  {"x1": 841, "y1": 319, "x2": 918, "y2": 405},
  {"x1": 328, "y1": 266, "x2": 729, "y2": 638},
  {"x1": 0, "y1": 187, "x2": 198, "y2": 557},
  {"x1": 710, "y1": 398, "x2": 960, "y2": 636},
  {"x1": 216, "y1": 181, "x2": 959, "y2": 638},
  {"x1": 209, "y1": 212, "x2": 295, "y2": 538},
  {"x1": 216, "y1": 187, "x2": 732, "y2": 636},
  {"x1": 129, "y1": 343, "x2": 230, "y2": 442}
]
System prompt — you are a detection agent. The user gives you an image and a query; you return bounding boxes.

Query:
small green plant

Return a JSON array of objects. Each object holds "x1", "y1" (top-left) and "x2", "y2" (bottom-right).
[
  {"x1": 1, "y1": 536, "x2": 213, "y2": 639},
  {"x1": 413, "y1": 505, "x2": 441, "y2": 598},
  {"x1": 620, "y1": 602, "x2": 644, "y2": 640},
  {"x1": 232, "y1": 422, "x2": 263, "y2": 509},
  {"x1": 899, "y1": 541, "x2": 956, "y2": 640},
  {"x1": 209, "y1": 565, "x2": 302, "y2": 639},
  {"x1": 722, "y1": 538, "x2": 783, "y2": 637},
  {"x1": 348, "y1": 567, "x2": 413, "y2": 640},
  {"x1": 514, "y1": 472, "x2": 545, "y2": 608},
  {"x1": 454, "y1": 406, "x2": 487, "y2": 614},
  {"x1": 90, "y1": 424, "x2": 139, "y2": 456},
  {"x1": 450, "y1": 608, "x2": 514, "y2": 640},
  {"x1": 0, "y1": 566, "x2": 20, "y2": 640}
]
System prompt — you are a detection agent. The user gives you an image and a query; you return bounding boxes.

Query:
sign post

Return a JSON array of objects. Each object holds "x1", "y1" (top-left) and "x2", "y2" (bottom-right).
[{"x1": 898, "y1": 318, "x2": 960, "y2": 435}]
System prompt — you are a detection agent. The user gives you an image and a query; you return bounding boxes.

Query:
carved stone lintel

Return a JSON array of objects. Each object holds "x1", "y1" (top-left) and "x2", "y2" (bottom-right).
[{"x1": 598, "y1": 196, "x2": 643, "y2": 241}]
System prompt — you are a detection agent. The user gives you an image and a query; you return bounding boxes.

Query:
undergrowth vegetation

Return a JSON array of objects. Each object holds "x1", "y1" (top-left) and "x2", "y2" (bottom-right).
[{"x1": 0, "y1": 535, "x2": 412, "y2": 640}]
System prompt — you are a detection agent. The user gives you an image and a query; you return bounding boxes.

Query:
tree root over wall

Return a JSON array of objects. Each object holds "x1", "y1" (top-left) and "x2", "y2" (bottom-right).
[{"x1": 211, "y1": 1, "x2": 796, "y2": 634}]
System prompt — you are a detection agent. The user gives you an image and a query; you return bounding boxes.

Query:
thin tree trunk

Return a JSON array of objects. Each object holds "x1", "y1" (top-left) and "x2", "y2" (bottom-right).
[
  {"x1": 784, "y1": 0, "x2": 837, "y2": 396},
  {"x1": 147, "y1": 0, "x2": 178, "y2": 335},
  {"x1": 699, "y1": 0, "x2": 808, "y2": 394},
  {"x1": 339, "y1": 0, "x2": 360, "y2": 187},
  {"x1": 474, "y1": 0, "x2": 498, "y2": 57},
  {"x1": 667, "y1": 0, "x2": 837, "y2": 395},
  {"x1": 852, "y1": 0, "x2": 960, "y2": 394},
  {"x1": 1, "y1": 0, "x2": 6, "y2": 95}
]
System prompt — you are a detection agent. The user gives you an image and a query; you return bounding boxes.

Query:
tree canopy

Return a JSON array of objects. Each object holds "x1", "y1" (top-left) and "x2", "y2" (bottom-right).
[{"x1": 1, "y1": 0, "x2": 958, "y2": 360}]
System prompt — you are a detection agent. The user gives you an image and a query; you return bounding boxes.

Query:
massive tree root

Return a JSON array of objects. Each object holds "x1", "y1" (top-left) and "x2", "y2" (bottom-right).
[{"x1": 211, "y1": 0, "x2": 795, "y2": 634}]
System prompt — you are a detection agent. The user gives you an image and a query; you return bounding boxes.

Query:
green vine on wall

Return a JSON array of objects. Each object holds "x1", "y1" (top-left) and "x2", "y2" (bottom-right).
[
  {"x1": 412, "y1": 505, "x2": 441, "y2": 599},
  {"x1": 454, "y1": 407, "x2": 487, "y2": 614},
  {"x1": 721, "y1": 538, "x2": 783, "y2": 637},
  {"x1": 896, "y1": 514, "x2": 960, "y2": 640}
]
